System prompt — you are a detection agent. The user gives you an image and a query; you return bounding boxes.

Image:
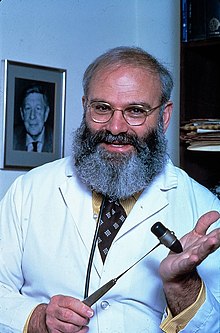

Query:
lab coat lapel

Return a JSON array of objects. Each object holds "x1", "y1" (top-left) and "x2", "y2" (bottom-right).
[
  {"x1": 58, "y1": 175, "x2": 104, "y2": 275},
  {"x1": 117, "y1": 185, "x2": 168, "y2": 239}
]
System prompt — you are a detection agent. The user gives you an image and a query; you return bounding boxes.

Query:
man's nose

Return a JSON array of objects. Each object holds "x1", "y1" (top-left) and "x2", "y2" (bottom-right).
[
  {"x1": 105, "y1": 109, "x2": 129, "y2": 135},
  {"x1": 29, "y1": 109, "x2": 36, "y2": 119}
]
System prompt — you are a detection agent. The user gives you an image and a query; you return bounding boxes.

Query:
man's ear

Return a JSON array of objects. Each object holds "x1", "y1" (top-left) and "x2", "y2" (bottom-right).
[
  {"x1": 82, "y1": 96, "x2": 86, "y2": 110},
  {"x1": 163, "y1": 101, "x2": 173, "y2": 133}
]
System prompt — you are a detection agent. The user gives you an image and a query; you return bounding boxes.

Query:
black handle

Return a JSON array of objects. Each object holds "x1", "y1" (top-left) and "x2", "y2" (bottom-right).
[{"x1": 151, "y1": 222, "x2": 183, "y2": 253}]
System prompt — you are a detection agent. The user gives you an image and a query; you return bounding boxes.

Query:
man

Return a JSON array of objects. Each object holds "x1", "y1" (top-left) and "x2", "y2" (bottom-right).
[
  {"x1": 13, "y1": 84, "x2": 53, "y2": 153},
  {"x1": 0, "y1": 47, "x2": 219, "y2": 333}
]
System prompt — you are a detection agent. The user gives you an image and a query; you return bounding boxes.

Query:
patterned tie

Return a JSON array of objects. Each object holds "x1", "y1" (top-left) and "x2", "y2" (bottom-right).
[
  {"x1": 98, "y1": 197, "x2": 127, "y2": 262},
  {"x1": 32, "y1": 141, "x2": 38, "y2": 152}
]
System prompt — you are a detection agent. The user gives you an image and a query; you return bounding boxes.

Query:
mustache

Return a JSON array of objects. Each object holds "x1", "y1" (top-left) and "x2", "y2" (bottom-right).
[{"x1": 86, "y1": 130, "x2": 146, "y2": 152}]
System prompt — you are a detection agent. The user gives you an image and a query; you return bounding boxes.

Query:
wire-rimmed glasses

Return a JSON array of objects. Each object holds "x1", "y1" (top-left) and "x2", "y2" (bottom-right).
[{"x1": 86, "y1": 100, "x2": 164, "y2": 126}]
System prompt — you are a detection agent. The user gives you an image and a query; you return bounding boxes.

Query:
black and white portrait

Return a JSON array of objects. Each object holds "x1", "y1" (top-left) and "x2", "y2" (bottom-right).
[
  {"x1": 13, "y1": 79, "x2": 55, "y2": 153},
  {"x1": 3, "y1": 60, "x2": 66, "y2": 169}
]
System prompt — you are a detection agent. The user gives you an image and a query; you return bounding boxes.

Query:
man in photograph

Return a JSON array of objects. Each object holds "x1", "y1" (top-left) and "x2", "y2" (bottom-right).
[{"x1": 13, "y1": 84, "x2": 53, "y2": 153}]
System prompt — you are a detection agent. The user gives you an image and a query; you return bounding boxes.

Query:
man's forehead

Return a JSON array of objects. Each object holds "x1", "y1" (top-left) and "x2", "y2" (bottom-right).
[
  {"x1": 93, "y1": 64, "x2": 158, "y2": 80},
  {"x1": 24, "y1": 92, "x2": 44, "y2": 102},
  {"x1": 88, "y1": 65, "x2": 161, "y2": 103}
]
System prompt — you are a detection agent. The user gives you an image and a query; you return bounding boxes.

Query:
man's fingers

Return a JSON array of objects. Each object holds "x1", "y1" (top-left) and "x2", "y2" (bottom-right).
[
  {"x1": 50, "y1": 295, "x2": 93, "y2": 318},
  {"x1": 45, "y1": 295, "x2": 93, "y2": 332},
  {"x1": 194, "y1": 210, "x2": 220, "y2": 235}
]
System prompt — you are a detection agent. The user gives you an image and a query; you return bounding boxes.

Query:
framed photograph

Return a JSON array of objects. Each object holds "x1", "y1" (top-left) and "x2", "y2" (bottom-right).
[{"x1": 2, "y1": 60, "x2": 66, "y2": 170}]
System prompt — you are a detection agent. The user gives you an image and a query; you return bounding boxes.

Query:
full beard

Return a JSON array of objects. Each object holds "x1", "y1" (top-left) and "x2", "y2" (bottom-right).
[{"x1": 72, "y1": 117, "x2": 168, "y2": 200}]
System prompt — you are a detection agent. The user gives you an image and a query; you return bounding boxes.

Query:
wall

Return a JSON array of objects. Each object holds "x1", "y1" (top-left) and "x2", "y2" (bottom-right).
[{"x1": 0, "y1": 0, "x2": 180, "y2": 199}]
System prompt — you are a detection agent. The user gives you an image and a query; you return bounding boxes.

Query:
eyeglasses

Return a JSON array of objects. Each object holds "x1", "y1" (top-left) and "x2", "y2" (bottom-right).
[{"x1": 86, "y1": 100, "x2": 164, "y2": 126}]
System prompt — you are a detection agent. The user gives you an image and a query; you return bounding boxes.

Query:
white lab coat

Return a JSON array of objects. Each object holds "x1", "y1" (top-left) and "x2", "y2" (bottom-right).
[{"x1": 0, "y1": 156, "x2": 219, "y2": 332}]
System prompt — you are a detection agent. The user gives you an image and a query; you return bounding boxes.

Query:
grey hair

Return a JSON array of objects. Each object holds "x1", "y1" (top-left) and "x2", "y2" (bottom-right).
[
  {"x1": 21, "y1": 84, "x2": 49, "y2": 108},
  {"x1": 83, "y1": 46, "x2": 173, "y2": 104}
]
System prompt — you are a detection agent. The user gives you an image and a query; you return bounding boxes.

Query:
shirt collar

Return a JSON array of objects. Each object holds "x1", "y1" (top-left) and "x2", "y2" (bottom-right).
[
  {"x1": 26, "y1": 126, "x2": 45, "y2": 146},
  {"x1": 92, "y1": 190, "x2": 142, "y2": 217}
]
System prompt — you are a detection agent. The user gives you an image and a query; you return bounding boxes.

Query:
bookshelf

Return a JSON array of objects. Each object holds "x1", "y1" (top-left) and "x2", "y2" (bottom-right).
[{"x1": 180, "y1": 7, "x2": 220, "y2": 195}]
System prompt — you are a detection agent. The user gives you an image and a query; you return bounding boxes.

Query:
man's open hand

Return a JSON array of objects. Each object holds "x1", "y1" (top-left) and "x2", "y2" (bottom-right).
[{"x1": 159, "y1": 210, "x2": 220, "y2": 315}]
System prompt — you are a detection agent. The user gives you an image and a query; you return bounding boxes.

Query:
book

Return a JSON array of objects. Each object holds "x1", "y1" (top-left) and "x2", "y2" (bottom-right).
[
  {"x1": 181, "y1": 0, "x2": 220, "y2": 41},
  {"x1": 206, "y1": 0, "x2": 220, "y2": 38},
  {"x1": 187, "y1": 0, "x2": 206, "y2": 41},
  {"x1": 181, "y1": 0, "x2": 188, "y2": 41}
]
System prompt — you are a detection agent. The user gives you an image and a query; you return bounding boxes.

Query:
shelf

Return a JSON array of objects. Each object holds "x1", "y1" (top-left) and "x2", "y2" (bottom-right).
[
  {"x1": 181, "y1": 38, "x2": 220, "y2": 48},
  {"x1": 180, "y1": 34, "x2": 220, "y2": 190}
]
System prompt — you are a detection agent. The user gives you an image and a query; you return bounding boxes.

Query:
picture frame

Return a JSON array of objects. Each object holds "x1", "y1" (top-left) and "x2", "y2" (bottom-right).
[{"x1": 2, "y1": 60, "x2": 66, "y2": 170}]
